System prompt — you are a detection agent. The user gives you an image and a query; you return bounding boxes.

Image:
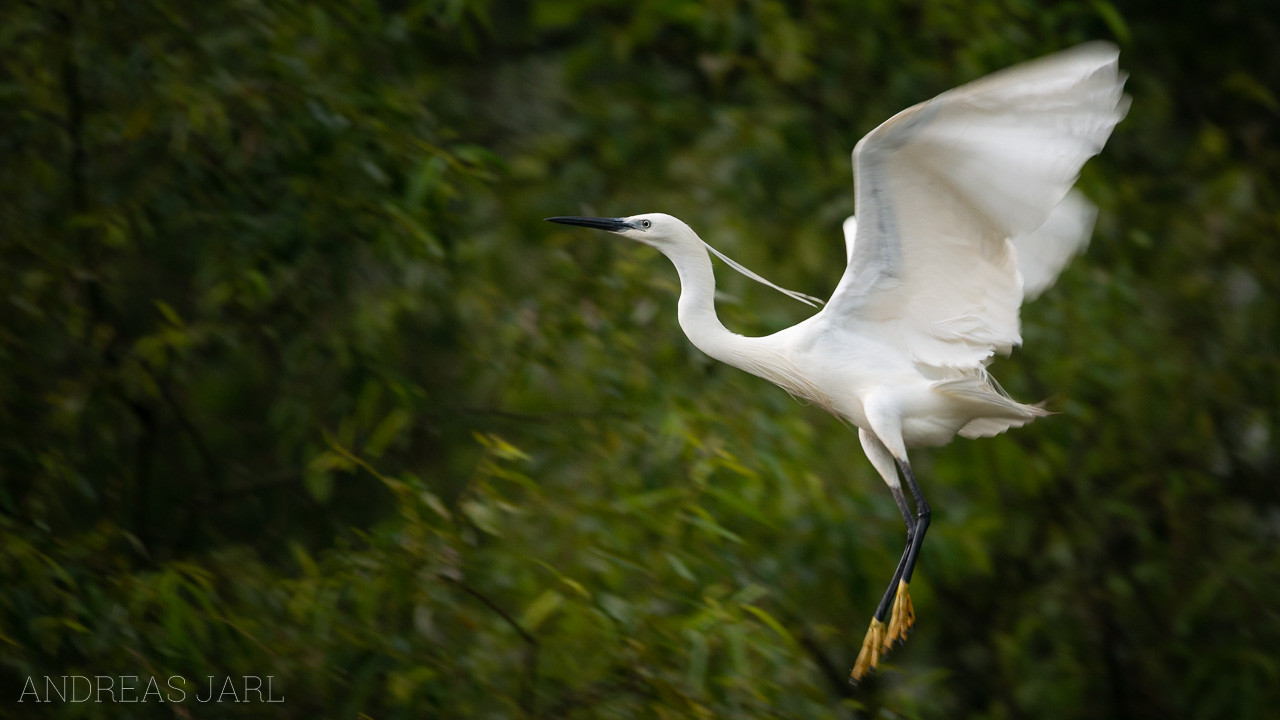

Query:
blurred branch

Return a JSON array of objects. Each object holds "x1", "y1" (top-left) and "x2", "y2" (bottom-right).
[
  {"x1": 795, "y1": 625, "x2": 858, "y2": 703},
  {"x1": 543, "y1": 667, "x2": 658, "y2": 717},
  {"x1": 138, "y1": 359, "x2": 218, "y2": 480},
  {"x1": 440, "y1": 574, "x2": 539, "y2": 717},
  {"x1": 448, "y1": 406, "x2": 634, "y2": 422},
  {"x1": 53, "y1": 2, "x2": 106, "y2": 344},
  {"x1": 54, "y1": 5, "x2": 86, "y2": 218},
  {"x1": 736, "y1": 558, "x2": 857, "y2": 706},
  {"x1": 125, "y1": 399, "x2": 157, "y2": 551}
]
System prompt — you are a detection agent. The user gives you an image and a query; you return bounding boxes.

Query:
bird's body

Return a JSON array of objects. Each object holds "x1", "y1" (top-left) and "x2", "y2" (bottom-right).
[
  {"x1": 663, "y1": 227, "x2": 1043, "y2": 449},
  {"x1": 548, "y1": 42, "x2": 1128, "y2": 683}
]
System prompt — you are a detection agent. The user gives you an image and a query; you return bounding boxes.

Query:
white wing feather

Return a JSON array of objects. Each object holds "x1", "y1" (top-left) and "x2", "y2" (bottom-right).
[
  {"x1": 842, "y1": 215, "x2": 858, "y2": 263},
  {"x1": 1012, "y1": 188, "x2": 1097, "y2": 301},
  {"x1": 821, "y1": 42, "x2": 1129, "y2": 368}
]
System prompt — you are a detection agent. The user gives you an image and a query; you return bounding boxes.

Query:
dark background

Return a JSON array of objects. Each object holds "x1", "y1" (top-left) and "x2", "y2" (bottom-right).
[{"x1": 2, "y1": 0, "x2": 1278, "y2": 717}]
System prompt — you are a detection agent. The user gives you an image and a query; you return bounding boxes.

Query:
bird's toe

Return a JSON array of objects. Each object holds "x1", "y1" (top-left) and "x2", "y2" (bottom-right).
[
  {"x1": 850, "y1": 618, "x2": 886, "y2": 684},
  {"x1": 884, "y1": 580, "x2": 916, "y2": 650}
]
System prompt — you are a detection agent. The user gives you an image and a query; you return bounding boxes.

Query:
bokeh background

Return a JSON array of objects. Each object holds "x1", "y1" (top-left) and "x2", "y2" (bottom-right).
[{"x1": 2, "y1": 0, "x2": 1278, "y2": 717}]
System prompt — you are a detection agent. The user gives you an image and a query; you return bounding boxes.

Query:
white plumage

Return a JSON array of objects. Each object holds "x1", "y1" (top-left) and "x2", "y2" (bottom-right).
[
  {"x1": 547, "y1": 42, "x2": 1129, "y2": 682},
  {"x1": 828, "y1": 42, "x2": 1128, "y2": 373}
]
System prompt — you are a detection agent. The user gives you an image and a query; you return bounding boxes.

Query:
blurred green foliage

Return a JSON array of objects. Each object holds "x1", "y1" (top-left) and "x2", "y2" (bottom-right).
[{"x1": 2, "y1": 0, "x2": 1279, "y2": 717}]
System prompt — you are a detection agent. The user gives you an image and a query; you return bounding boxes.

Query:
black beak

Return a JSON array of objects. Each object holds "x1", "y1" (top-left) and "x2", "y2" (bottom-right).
[{"x1": 545, "y1": 216, "x2": 633, "y2": 232}]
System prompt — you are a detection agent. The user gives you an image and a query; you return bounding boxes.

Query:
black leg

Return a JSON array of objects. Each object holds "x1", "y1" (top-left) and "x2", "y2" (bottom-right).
[
  {"x1": 897, "y1": 458, "x2": 931, "y2": 584},
  {"x1": 872, "y1": 486, "x2": 914, "y2": 622},
  {"x1": 890, "y1": 483, "x2": 914, "y2": 529},
  {"x1": 851, "y1": 480, "x2": 920, "y2": 683}
]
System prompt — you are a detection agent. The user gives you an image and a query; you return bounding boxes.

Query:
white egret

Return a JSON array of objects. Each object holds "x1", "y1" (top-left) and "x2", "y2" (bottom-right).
[{"x1": 547, "y1": 42, "x2": 1128, "y2": 683}]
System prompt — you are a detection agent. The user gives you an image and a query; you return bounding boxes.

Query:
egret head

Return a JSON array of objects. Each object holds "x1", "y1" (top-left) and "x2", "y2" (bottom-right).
[
  {"x1": 544, "y1": 213, "x2": 692, "y2": 249},
  {"x1": 545, "y1": 212, "x2": 824, "y2": 307}
]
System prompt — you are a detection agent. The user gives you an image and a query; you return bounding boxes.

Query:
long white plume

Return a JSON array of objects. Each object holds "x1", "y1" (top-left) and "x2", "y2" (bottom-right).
[{"x1": 702, "y1": 241, "x2": 825, "y2": 308}]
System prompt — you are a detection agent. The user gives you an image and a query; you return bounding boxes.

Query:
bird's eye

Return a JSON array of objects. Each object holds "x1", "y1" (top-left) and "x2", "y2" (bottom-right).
[{"x1": 640, "y1": 219, "x2": 651, "y2": 229}]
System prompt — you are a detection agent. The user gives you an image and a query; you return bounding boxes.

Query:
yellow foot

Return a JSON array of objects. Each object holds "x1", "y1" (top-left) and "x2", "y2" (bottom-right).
[
  {"x1": 850, "y1": 618, "x2": 886, "y2": 684},
  {"x1": 883, "y1": 580, "x2": 915, "y2": 650}
]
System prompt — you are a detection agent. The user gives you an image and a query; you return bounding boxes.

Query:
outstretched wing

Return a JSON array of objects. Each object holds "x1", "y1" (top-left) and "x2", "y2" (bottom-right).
[
  {"x1": 842, "y1": 215, "x2": 858, "y2": 263},
  {"x1": 1013, "y1": 187, "x2": 1098, "y2": 301},
  {"x1": 820, "y1": 42, "x2": 1129, "y2": 368}
]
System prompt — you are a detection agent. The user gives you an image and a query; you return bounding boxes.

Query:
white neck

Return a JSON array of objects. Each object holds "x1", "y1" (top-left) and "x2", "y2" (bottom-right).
[
  {"x1": 661, "y1": 241, "x2": 754, "y2": 368},
  {"x1": 654, "y1": 230, "x2": 834, "y2": 414}
]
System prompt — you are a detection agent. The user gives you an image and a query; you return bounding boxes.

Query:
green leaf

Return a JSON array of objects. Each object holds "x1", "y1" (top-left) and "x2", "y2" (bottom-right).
[
  {"x1": 154, "y1": 301, "x2": 183, "y2": 327},
  {"x1": 460, "y1": 500, "x2": 502, "y2": 536},
  {"x1": 380, "y1": 201, "x2": 445, "y2": 258},
  {"x1": 520, "y1": 589, "x2": 564, "y2": 632},
  {"x1": 365, "y1": 409, "x2": 411, "y2": 458},
  {"x1": 742, "y1": 605, "x2": 796, "y2": 649},
  {"x1": 305, "y1": 470, "x2": 335, "y2": 503},
  {"x1": 666, "y1": 553, "x2": 696, "y2": 582}
]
